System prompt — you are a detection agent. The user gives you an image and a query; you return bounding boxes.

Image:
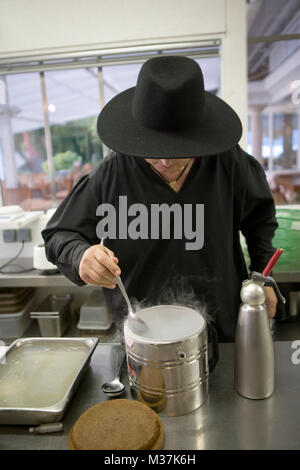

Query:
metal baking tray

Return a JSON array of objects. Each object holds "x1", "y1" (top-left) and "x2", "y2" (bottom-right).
[{"x1": 0, "y1": 337, "x2": 98, "y2": 425}]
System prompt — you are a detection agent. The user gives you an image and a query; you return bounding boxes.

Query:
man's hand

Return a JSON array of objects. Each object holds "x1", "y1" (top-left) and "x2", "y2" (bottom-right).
[
  {"x1": 264, "y1": 286, "x2": 278, "y2": 318},
  {"x1": 79, "y1": 245, "x2": 120, "y2": 288}
]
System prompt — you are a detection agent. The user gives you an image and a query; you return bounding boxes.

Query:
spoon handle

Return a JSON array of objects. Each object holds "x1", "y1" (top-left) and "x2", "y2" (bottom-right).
[
  {"x1": 114, "y1": 349, "x2": 125, "y2": 380},
  {"x1": 115, "y1": 276, "x2": 133, "y2": 316},
  {"x1": 100, "y1": 239, "x2": 134, "y2": 317},
  {"x1": 99, "y1": 239, "x2": 147, "y2": 332}
]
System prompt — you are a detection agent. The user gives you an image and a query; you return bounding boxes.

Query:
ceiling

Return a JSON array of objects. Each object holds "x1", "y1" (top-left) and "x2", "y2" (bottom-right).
[{"x1": 247, "y1": 0, "x2": 300, "y2": 80}]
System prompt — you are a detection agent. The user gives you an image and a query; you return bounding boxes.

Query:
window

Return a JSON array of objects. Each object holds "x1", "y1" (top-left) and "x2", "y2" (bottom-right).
[
  {"x1": 273, "y1": 113, "x2": 298, "y2": 171},
  {"x1": 0, "y1": 42, "x2": 220, "y2": 210},
  {"x1": 45, "y1": 67, "x2": 103, "y2": 202},
  {"x1": 247, "y1": 110, "x2": 300, "y2": 204},
  {"x1": 1, "y1": 73, "x2": 47, "y2": 210},
  {"x1": 247, "y1": 114, "x2": 252, "y2": 155},
  {"x1": 262, "y1": 114, "x2": 270, "y2": 171}
]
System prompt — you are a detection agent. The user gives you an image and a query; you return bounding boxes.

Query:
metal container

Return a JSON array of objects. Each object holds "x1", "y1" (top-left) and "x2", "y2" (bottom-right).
[
  {"x1": 0, "y1": 294, "x2": 36, "y2": 339},
  {"x1": 0, "y1": 337, "x2": 98, "y2": 425},
  {"x1": 234, "y1": 271, "x2": 285, "y2": 400},
  {"x1": 124, "y1": 305, "x2": 218, "y2": 417},
  {"x1": 235, "y1": 281, "x2": 275, "y2": 399},
  {"x1": 30, "y1": 294, "x2": 72, "y2": 337}
]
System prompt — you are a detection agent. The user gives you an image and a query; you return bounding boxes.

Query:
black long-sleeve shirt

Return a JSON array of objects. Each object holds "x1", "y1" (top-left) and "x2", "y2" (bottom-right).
[{"x1": 42, "y1": 145, "x2": 278, "y2": 341}]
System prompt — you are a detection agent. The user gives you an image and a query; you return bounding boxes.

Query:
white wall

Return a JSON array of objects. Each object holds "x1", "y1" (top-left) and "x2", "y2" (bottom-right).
[
  {"x1": 0, "y1": 0, "x2": 226, "y2": 57},
  {"x1": 0, "y1": 0, "x2": 247, "y2": 147},
  {"x1": 221, "y1": 0, "x2": 248, "y2": 150}
]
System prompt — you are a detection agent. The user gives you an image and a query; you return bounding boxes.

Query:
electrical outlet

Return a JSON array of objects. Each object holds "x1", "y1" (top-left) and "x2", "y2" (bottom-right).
[
  {"x1": 2, "y1": 229, "x2": 17, "y2": 243},
  {"x1": 17, "y1": 228, "x2": 32, "y2": 242}
]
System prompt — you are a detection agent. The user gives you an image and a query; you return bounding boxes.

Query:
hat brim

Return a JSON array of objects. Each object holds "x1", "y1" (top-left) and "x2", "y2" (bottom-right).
[{"x1": 97, "y1": 87, "x2": 242, "y2": 158}]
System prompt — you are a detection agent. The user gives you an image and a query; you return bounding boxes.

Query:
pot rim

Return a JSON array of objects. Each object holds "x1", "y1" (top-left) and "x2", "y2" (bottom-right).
[{"x1": 124, "y1": 304, "x2": 207, "y2": 344}]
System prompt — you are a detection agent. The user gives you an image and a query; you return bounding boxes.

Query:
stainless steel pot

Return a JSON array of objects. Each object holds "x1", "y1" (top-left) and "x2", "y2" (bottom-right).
[{"x1": 124, "y1": 305, "x2": 218, "y2": 416}]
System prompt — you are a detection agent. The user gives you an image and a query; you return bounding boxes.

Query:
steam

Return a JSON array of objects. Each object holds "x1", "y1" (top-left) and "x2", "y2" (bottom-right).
[
  {"x1": 104, "y1": 274, "x2": 218, "y2": 342},
  {"x1": 130, "y1": 276, "x2": 216, "y2": 326}
]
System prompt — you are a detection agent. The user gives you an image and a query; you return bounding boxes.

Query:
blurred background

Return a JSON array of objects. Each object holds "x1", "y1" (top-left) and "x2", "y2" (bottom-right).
[
  {"x1": 0, "y1": 0, "x2": 300, "y2": 340},
  {"x1": 1, "y1": 0, "x2": 300, "y2": 211}
]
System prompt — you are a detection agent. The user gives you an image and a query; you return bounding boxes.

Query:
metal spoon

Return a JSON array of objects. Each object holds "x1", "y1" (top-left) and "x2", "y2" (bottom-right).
[
  {"x1": 114, "y1": 275, "x2": 148, "y2": 334},
  {"x1": 100, "y1": 239, "x2": 148, "y2": 334},
  {"x1": 101, "y1": 350, "x2": 125, "y2": 397}
]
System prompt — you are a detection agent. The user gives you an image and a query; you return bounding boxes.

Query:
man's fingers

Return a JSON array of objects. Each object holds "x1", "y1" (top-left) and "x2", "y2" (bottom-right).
[
  {"x1": 80, "y1": 257, "x2": 114, "y2": 283},
  {"x1": 264, "y1": 286, "x2": 278, "y2": 319},
  {"x1": 85, "y1": 259, "x2": 116, "y2": 284},
  {"x1": 78, "y1": 245, "x2": 121, "y2": 288},
  {"x1": 82, "y1": 271, "x2": 116, "y2": 289},
  {"x1": 95, "y1": 249, "x2": 121, "y2": 276},
  {"x1": 90, "y1": 265, "x2": 115, "y2": 284},
  {"x1": 266, "y1": 300, "x2": 277, "y2": 318},
  {"x1": 103, "y1": 247, "x2": 115, "y2": 258}
]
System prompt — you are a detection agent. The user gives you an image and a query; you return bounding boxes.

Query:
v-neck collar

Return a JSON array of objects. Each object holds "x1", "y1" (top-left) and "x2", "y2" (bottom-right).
[{"x1": 132, "y1": 156, "x2": 201, "y2": 195}]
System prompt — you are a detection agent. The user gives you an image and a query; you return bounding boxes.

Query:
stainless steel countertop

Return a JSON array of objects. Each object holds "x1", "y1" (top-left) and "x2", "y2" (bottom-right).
[
  {"x1": 0, "y1": 258, "x2": 74, "y2": 287},
  {"x1": 0, "y1": 341, "x2": 299, "y2": 450}
]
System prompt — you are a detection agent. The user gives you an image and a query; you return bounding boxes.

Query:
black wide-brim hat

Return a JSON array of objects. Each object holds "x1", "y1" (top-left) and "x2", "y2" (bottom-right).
[{"x1": 97, "y1": 55, "x2": 242, "y2": 158}]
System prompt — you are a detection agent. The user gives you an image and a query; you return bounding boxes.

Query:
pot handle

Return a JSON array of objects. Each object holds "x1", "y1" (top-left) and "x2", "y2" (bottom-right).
[{"x1": 208, "y1": 323, "x2": 219, "y2": 373}]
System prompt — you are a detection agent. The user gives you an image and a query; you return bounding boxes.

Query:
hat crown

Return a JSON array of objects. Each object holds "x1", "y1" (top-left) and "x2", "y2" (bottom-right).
[{"x1": 132, "y1": 56, "x2": 206, "y2": 131}]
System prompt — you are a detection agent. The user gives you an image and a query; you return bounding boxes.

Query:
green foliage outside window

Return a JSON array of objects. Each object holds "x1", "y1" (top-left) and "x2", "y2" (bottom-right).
[
  {"x1": 42, "y1": 151, "x2": 82, "y2": 173},
  {"x1": 14, "y1": 116, "x2": 103, "y2": 174}
]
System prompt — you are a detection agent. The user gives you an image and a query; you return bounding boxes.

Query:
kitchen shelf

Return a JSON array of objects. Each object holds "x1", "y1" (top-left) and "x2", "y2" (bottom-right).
[
  {"x1": 0, "y1": 259, "x2": 299, "y2": 288},
  {"x1": 0, "y1": 258, "x2": 74, "y2": 287}
]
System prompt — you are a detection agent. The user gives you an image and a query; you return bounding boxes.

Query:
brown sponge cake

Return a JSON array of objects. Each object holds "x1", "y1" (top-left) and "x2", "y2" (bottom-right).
[
  {"x1": 150, "y1": 417, "x2": 164, "y2": 450},
  {"x1": 68, "y1": 399, "x2": 164, "y2": 450}
]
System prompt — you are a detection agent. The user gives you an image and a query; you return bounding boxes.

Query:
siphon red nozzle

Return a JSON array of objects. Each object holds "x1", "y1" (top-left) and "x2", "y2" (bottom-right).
[{"x1": 262, "y1": 248, "x2": 284, "y2": 277}]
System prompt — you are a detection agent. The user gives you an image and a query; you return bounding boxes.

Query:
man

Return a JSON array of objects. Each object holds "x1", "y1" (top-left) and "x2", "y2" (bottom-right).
[{"x1": 42, "y1": 55, "x2": 278, "y2": 342}]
